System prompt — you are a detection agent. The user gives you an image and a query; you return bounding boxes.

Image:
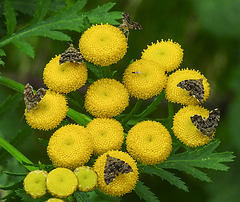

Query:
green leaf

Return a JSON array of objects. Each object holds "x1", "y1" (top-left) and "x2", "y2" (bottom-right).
[
  {"x1": 139, "y1": 165, "x2": 188, "y2": 191},
  {"x1": 157, "y1": 140, "x2": 235, "y2": 181},
  {"x1": 12, "y1": 40, "x2": 35, "y2": 58},
  {"x1": 74, "y1": 190, "x2": 91, "y2": 202},
  {"x1": 15, "y1": 189, "x2": 49, "y2": 202},
  {"x1": 3, "y1": 171, "x2": 27, "y2": 176},
  {"x1": 0, "y1": 49, "x2": 6, "y2": 56},
  {"x1": 0, "y1": 59, "x2": 5, "y2": 66},
  {"x1": 0, "y1": 75, "x2": 25, "y2": 93},
  {"x1": 94, "y1": 189, "x2": 121, "y2": 202},
  {"x1": 29, "y1": 0, "x2": 50, "y2": 25},
  {"x1": 0, "y1": 180, "x2": 23, "y2": 190},
  {"x1": 134, "y1": 181, "x2": 160, "y2": 202},
  {"x1": 4, "y1": 0, "x2": 17, "y2": 36},
  {"x1": 67, "y1": 108, "x2": 92, "y2": 126}
]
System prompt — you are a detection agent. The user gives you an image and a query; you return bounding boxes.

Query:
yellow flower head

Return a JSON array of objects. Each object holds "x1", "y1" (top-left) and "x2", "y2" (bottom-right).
[
  {"x1": 85, "y1": 78, "x2": 129, "y2": 118},
  {"x1": 47, "y1": 124, "x2": 92, "y2": 169},
  {"x1": 93, "y1": 150, "x2": 138, "y2": 197},
  {"x1": 165, "y1": 68, "x2": 210, "y2": 105},
  {"x1": 74, "y1": 166, "x2": 98, "y2": 192},
  {"x1": 43, "y1": 54, "x2": 88, "y2": 94},
  {"x1": 141, "y1": 39, "x2": 183, "y2": 72},
  {"x1": 23, "y1": 170, "x2": 48, "y2": 199},
  {"x1": 25, "y1": 90, "x2": 68, "y2": 130},
  {"x1": 172, "y1": 105, "x2": 211, "y2": 147},
  {"x1": 46, "y1": 198, "x2": 65, "y2": 202},
  {"x1": 46, "y1": 168, "x2": 78, "y2": 198},
  {"x1": 126, "y1": 121, "x2": 172, "y2": 165},
  {"x1": 123, "y1": 59, "x2": 167, "y2": 99},
  {"x1": 86, "y1": 118, "x2": 124, "y2": 155},
  {"x1": 79, "y1": 23, "x2": 128, "y2": 66}
]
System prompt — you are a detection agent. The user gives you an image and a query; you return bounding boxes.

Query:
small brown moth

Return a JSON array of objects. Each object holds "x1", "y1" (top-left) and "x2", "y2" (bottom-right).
[
  {"x1": 59, "y1": 43, "x2": 83, "y2": 65},
  {"x1": 191, "y1": 108, "x2": 220, "y2": 140},
  {"x1": 118, "y1": 12, "x2": 142, "y2": 37},
  {"x1": 24, "y1": 83, "x2": 46, "y2": 113},
  {"x1": 177, "y1": 78, "x2": 204, "y2": 103},
  {"x1": 104, "y1": 154, "x2": 133, "y2": 185}
]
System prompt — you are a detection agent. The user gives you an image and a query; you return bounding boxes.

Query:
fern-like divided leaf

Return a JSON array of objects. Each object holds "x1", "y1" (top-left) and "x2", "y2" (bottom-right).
[
  {"x1": 158, "y1": 140, "x2": 235, "y2": 182},
  {"x1": 0, "y1": 0, "x2": 122, "y2": 60},
  {"x1": 134, "y1": 181, "x2": 160, "y2": 202}
]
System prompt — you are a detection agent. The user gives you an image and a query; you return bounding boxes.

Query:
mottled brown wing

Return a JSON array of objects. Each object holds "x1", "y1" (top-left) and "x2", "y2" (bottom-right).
[
  {"x1": 190, "y1": 108, "x2": 220, "y2": 139},
  {"x1": 104, "y1": 154, "x2": 133, "y2": 185},
  {"x1": 59, "y1": 44, "x2": 83, "y2": 65},
  {"x1": 177, "y1": 78, "x2": 204, "y2": 102},
  {"x1": 24, "y1": 83, "x2": 46, "y2": 113}
]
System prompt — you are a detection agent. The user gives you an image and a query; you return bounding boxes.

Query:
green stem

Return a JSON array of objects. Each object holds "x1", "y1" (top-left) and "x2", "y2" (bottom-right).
[
  {"x1": 0, "y1": 75, "x2": 25, "y2": 93},
  {"x1": 0, "y1": 136, "x2": 37, "y2": 171},
  {"x1": 67, "y1": 108, "x2": 92, "y2": 126},
  {"x1": 167, "y1": 102, "x2": 174, "y2": 129},
  {"x1": 134, "y1": 91, "x2": 165, "y2": 119},
  {"x1": 122, "y1": 99, "x2": 143, "y2": 125}
]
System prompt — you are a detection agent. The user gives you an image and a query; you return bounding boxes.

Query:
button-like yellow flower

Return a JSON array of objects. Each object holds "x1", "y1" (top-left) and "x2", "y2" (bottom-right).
[
  {"x1": 85, "y1": 78, "x2": 129, "y2": 118},
  {"x1": 93, "y1": 151, "x2": 138, "y2": 197},
  {"x1": 43, "y1": 55, "x2": 88, "y2": 94},
  {"x1": 25, "y1": 90, "x2": 68, "y2": 130},
  {"x1": 165, "y1": 68, "x2": 210, "y2": 105},
  {"x1": 172, "y1": 105, "x2": 211, "y2": 147},
  {"x1": 46, "y1": 198, "x2": 65, "y2": 202},
  {"x1": 79, "y1": 23, "x2": 128, "y2": 66},
  {"x1": 141, "y1": 39, "x2": 183, "y2": 72},
  {"x1": 86, "y1": 118, "x2": 124, "y2": 155},
  {"x1": 23, "y1": 170, "x2": 48, "y2": 199},
  {"x1": 74, "y1": 166, "x2": 98, "y2": 192},
  {"x1": 46, "y1": 168, "x2": 78, "y2": 198},
  {"x1": 123, "y1": 59, "x2": 167, "y2": 99},
  {"x1": 47, "y1": 124, "x2": 92, "y2": 169},
  {"x1": 126, "y1": 121, "x2": 172, "y2": 165}
]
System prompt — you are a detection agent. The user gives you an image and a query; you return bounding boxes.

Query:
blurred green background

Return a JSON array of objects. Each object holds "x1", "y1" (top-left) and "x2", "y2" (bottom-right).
[{"x1": 0, "y1": 0, "x2": 240, "y2": 201}]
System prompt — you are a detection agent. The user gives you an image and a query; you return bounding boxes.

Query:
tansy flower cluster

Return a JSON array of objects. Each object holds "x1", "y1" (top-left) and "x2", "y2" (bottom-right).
[{"x1": 22, "y1": 14, "x2": 220, "y2": 200}]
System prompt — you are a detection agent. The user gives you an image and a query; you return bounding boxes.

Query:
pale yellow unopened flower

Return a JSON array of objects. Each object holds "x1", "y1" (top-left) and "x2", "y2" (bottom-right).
[
  {"x1": 172, "y1": 105, "x2": 211, "y2": 147},
  {"x1": 86, "y1": 118, "x2": 124, "y2": 155},
  {"x1": 23, "y1": 170, "x2": 48, "y2": 199},
  {"x1": 123, "y1": 59, "x2": 167, "y2": 99},
  {"x1": 46, "y1": 168, "x2": 78, "y2": 198},
  {"x1": 43, "y1": 54, "x2": 88, "y2": 94},
  {"x1": 47, "y1": 124, "x2": 92, "y2": 169},
  {"x1": 94, "y1": 151, "x2": 138, "y2": 196},
  {"x1": 25, "y1": 90, "x2": 68, "y2": 130},
  {"x1": 79, "y1": 23, "x2": 128, "y2": 66},
  {"x1": 141, "y1": 39, "x2": 183, "y2": 72},
  {"x1": 126, "y1": 121, "x2": 172, "y2": 165},
  {"x1": 85, "y1": 78, "x2": 129, "y2": 118},
  {"x1": 165, "y1": 68, "x2": 210, "y2": 105},
  {"x1": 74, "y1": 166, "x2": 98, "y2": 192}
]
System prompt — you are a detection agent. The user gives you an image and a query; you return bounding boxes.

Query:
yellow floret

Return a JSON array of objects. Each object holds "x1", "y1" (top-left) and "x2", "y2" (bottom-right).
[
  {"x1": 123, "y1": 59, "x2": 167, "y2": 99},
  {"x1": 172, "y1": 105, "x2": 212, "y2": 147},
  {"x1": 25, "y1": 90, "x2": 68, "y2": 130},
  {"x1": 84, "y1": 78, "x2": 129, "y2": 118},
  {"x1": 43, "y1": 54, "x2": 88, "y2": 94},
  {"x1": 141, "y1": 39, "x2": 183, "y2": 72},
  {"x1": 79, "y1": 23, "x2": 128, "y2": 66},
  {"x1": 47, "y1": 124, "x2": 92, "y2": 169},
  {"x1": 165, "y1": 68, "x2": 210, "y2": 105},
  {"x1": 126, "y1": 120, "x2": 172, "y2": 165}
]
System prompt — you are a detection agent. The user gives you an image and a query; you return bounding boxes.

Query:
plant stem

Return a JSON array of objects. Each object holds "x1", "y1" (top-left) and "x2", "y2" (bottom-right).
[
  {"x1": 0, "y1": 75, "x2": 25, "y2": 93},
  {"x1": 67, "y1": 108, "x2": 92, "y2": 126}
]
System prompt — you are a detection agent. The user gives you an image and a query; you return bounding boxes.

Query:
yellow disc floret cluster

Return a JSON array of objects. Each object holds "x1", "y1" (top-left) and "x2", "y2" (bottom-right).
[
  {"x1": 123, "y1": 59, "x2": 167, "y2": 99},
  {"x1": 165, "y1": 68, "x2": 210, "y2": 105},
  {"x1": 93, "y1": 150, "x2": 138, "y2": 197},
  {"x1": 47, "y1": 124, "x2": 92, "y2": 169},
  {"x1": 85, "y1": 78, "x2": 129, "y2": 118},
  {"x1": 43, "y1": 55, "x2": 88, "y2": 94},
  {"x1": 25, "y1": 90, "x2": 68, "y2": 130},
  {"x1": 79, "y1": 23, "x2": 128, "y2": 66},
  {"x1": 86, "y1": 118, "x2": 124, "y2": 155},
  {"x1": 46, "y1": 168, "x2": 78, "y2": 198},
  {"x1": 141, "y1": 39, "x2": 183, "y2": 72},
  {"x1": 172, "y1": 105, "x2": 211, "y2": 147},
  {"x1": 126, "y1": 121, "x2": 172, "y2": 165}
]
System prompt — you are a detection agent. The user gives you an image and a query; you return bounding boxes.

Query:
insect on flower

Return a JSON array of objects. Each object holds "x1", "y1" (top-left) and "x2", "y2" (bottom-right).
[
  {"x1": 59, "y1": 43, "x2": 84, "y2": 65},
  {"x1": 24, "y1": 83, "x2": 46, "y2": 113},
  {"x1": 118, "y1": 12, "x2": 142, "y2": 38},
  {"x1": 191, "y1": 108, "x2": 220, "y2": 140}
]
